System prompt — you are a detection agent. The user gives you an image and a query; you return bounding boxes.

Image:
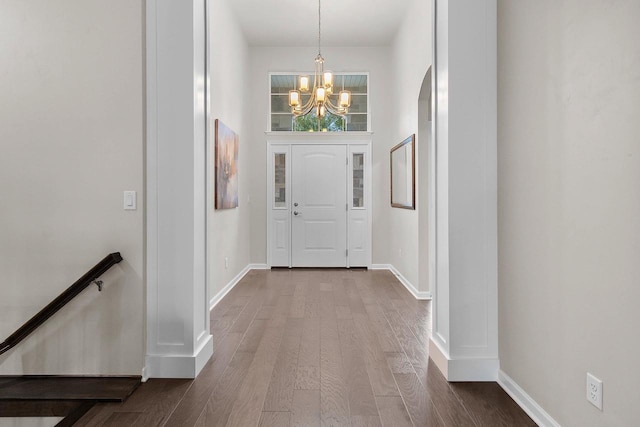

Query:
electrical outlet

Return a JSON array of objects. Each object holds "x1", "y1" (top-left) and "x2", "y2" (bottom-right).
[{"x1": 586, "y1": 373, "x2": 603, "y2": 410}]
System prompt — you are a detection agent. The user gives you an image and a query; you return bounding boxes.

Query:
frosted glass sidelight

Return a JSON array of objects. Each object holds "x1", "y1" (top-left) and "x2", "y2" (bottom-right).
[
  {"x1": 353, "y1": 153, "x2": 364, "y2": 207},
  {"x1": 274, "y1": 153, "x2": 286, "y2": 207}
]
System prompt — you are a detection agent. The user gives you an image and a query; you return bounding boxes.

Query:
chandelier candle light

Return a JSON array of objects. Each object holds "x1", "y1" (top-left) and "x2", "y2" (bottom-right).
[{"x1": 288, "y1": 0, "x2": 351, "y2": 118}]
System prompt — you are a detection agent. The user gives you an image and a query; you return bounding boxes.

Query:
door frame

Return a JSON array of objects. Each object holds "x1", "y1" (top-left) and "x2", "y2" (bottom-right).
[{"x1": 266, "y1": 134, "x2": 372, "y2": 268}]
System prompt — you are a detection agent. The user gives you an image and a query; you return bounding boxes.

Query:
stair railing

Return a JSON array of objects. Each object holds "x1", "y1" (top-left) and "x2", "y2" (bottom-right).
[{"x1": 0, "y1": 252, "x2": 123, "y2": 356}]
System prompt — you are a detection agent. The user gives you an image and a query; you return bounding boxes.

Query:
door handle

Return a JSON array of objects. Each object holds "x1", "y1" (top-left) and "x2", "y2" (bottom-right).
[
  {"x1": 293, "y1": 211, "x2": 300, "y2": 216},
  {"x1": 294, "y1": 202, "x2": 299, "y2": 207}
]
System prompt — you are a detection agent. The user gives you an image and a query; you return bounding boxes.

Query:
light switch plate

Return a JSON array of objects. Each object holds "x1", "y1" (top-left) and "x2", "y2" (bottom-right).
[{"x1": 124, "y1": 191, "x2": 137, "y2": 210}]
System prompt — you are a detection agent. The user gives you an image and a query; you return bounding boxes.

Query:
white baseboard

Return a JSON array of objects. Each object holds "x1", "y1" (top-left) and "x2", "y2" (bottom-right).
[
  {"x1": 370, "y1": 264, "x2": 432, "y2": 300},
  {"x1": 370, "y1": 263, "x2": 392, "y2": 270},
  {"x1": 498, "y1": 370, "x2": 561, "y2": 427},
  {"x1": 428, "y1": 337, "x2": 499, "y2": 381},
  {"x1": 209, "y1": 265, "x2": 252, "y2": 310},
  {"x1": 248, "y1": 263, "x2": 269, "y2": 270},
  {"x1": 145, "y1": 334, "x2": 213, "y2": 379},
  {"x1": 428, "y1": 336, "x2": 450, "y2": 379},
  {"x1": 389, "y1": 265, "x2": 432, "y2": 300}
]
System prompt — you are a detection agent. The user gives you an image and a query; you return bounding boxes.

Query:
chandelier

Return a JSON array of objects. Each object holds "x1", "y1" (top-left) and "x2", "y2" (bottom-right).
[{"x1": 288, "y1": 0, "x2": 351, "y2": 118}]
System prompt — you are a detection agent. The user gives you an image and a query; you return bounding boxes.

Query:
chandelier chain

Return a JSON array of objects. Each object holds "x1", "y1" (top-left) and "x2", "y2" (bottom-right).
[
  {"x1": 318, "y1": 0, "x2": 322, "y2": 56},
  {"x1": 287, "y1": 0, "x2": 351, "y2": 119}
]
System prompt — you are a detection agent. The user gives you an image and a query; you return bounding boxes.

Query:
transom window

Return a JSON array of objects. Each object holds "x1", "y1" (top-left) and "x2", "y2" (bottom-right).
[{"x1": 269, "y1": 73, "x2": 369, "y2": 132}]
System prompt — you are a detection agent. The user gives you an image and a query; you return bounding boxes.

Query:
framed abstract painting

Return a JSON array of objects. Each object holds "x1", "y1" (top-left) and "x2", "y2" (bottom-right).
[{"x1": 215, "y1": 119, "x2": 239, "y2": 209}]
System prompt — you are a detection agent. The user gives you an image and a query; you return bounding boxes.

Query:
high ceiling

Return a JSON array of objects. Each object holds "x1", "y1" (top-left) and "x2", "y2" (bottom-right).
[{"x1": 227, "y1": 0, "x2": 414, "y2": 47}]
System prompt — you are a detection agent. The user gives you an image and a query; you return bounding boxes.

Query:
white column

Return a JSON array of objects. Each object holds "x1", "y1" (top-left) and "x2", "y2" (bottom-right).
[
  {"x1": 429, "y1": 0, "x2": 499, "y2": 381},
  {"x1": 144, "y1": 0, "x2": 212, "y2": 379}
]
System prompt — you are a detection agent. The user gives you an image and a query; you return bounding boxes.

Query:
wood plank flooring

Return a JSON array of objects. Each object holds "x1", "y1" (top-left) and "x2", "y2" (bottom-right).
[{"x1": 75, "y1": 269, "x2": 535, "y2": 426}]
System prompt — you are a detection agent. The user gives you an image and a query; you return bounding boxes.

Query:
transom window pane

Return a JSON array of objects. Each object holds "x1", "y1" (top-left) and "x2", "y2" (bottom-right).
[{"x1": 269, "y1": 73, "x2": 369, "y2": 132}]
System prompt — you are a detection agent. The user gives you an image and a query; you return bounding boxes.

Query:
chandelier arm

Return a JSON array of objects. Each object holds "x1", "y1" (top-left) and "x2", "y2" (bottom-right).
[
  {"x1": 325, "y1": 104, "x2": 339, "y2": 114},
  {"x1": 299, "y1": 96, "x2": 316, "y2": 112},
  {"x1": 325, "y1": 97, "x2": 339, "y2": 109},
  {"x1": 300, "y1": 102, "x2": 316, "y2": 116},
  {"x1": 294, "y1": 96, "x2": 317, "y2": 116},
  {"x1": 325, "y1": 105, "x2": 343, "y2": 116},
  {"x1": 325, "y1": 98, "x2": 347, "y2": 116}
]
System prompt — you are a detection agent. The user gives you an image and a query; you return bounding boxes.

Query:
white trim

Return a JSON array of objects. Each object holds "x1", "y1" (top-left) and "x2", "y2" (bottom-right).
[
  {"x1": 208, "y1": 264, "x2": 271, "y2": 311},
  {"x1": 265, "y1": 132, "x2": 373, "y2": 141},
  {"x1": 429, "y1": 0, "x2": 498, "y2": 378},
  {"x1": 430, "y1": 0, "x2": 439, "y2": 341},
  {"x1": 369, "y1": 264, "x2": 432, "y2": 300},
  {"x1": 369, "y1": 263, "x2": 392, "y2": 270},
  {"x1": 448, "y1": 357, "x2": 498, "y2": 381},
  {"x1": 141, "y1": 366, "x2": 149, "y2": 383},
  {"x1": 145, "y1": 0, "x2": 210, "y2": 379},
  {"x1": 145, "y1": 0, "x2": 159, "y2": 371},
  {"x1": 428, "y1": 336, "x2": 449, "y2": 378},
  {"x1": 209, "y1": 265, "x2": 251, "y2": 310},
  {"x1": 389, "y1": 265, "x2": 432, "y2": 300},
  {"x1": 429, "y1": 337, "x2": 499, "y2": 382},
  {"x1": 498, "y1": 370, "x2": 561, "y2": 427},
  {"x1": 145, "y1": 335, "x2": 213, "y2": 379}
]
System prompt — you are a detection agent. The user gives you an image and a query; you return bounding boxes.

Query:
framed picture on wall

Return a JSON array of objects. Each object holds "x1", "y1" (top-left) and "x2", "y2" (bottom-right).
[
  {"x1": 390, "y1": 134, "x2": 415, "y2": 209},
  {"x1": 215, "y1": 119, "x2": 239, "y2": 209}
]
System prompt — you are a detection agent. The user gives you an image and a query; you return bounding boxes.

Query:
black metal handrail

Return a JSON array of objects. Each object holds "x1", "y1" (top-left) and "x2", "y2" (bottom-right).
[{"x1": 0, "y1": 252, "x2": 123, "y2": 356}]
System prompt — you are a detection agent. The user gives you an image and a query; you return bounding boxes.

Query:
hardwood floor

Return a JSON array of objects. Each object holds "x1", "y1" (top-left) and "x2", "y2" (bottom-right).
[{"x1": 75, "y1": 269, "x2": 535, "y2": 426}]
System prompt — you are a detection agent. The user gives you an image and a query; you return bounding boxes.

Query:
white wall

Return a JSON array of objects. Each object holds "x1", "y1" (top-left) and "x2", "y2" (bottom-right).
[
  {"x1": 0, "y1": 0, "x2": 144, "y2": 374},
  {"x1": 247, "y1": 46, "x2": 393, "y2": 266},
  {"x1": 498, "y1": 1, "x2": 640, "y2": 425},
  {"x1": 389, "y1": 0, "x2": 432, "y2": 292},
  {"x1": 207, "y1": 0, "x2": 251, "y2": 302}
]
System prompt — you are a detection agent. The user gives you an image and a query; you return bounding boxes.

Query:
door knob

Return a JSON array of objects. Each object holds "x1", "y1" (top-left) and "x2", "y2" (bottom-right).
[
  {"x1": 293, "y1": 211, "x2": 300, "y2": 216},
  {"x1": 294, "y1": 202, "x2": 299, "y2": 207}
]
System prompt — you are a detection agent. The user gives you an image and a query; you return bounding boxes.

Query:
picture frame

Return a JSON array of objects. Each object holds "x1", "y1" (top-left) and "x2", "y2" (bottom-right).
[
  {"x1": 214, "y1": 119, "x2": 239, "y2": 209},
  {"x1": 390, "y1": 134, "x2": 415, "y2": 209}
]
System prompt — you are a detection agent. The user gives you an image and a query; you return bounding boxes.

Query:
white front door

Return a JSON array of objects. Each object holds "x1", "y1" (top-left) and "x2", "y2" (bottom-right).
[{"x1": 291, "y1": 145, "x2": 347, "y2": 267}]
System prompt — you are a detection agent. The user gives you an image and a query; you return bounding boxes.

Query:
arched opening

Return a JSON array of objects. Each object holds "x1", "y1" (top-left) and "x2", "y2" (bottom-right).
[{"x1": 417, "y1": 67, "x2": 434, "y2": 298}]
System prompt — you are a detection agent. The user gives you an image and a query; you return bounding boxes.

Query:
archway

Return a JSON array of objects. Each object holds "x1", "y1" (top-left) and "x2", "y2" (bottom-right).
[{"x1": 417, "y1": 67, "x2": 434, "y2": 304}]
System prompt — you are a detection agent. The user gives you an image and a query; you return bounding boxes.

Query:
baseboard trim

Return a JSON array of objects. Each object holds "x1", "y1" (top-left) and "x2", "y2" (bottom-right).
[
  {"x1": 209, "y1": 265, "x2": 252, "y2": 310},
  {"x1": 369, "y1": 264, "x2": 432, "y2": 300},
  {"x1": 145, "y1": 334, "x2": 213, "y2": 379},
  {"x1": 498, "y1": 370, "x2": 561, "y2": 427},
  {"x1": 389, "y1": 265, "x2": 432, "y2": 300},
  {"x1": 428, "y1": 336, "x2": 450, "y2": 379},
  {"x1": 428, "y1": 337, "x2": 498, "y2": 381},
  {"x1": 248, "y1": 263, "x2": 269, "y2": 270},
  {"x1": 370, "y1": 263, "x2": 392, "y2": 270}
]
